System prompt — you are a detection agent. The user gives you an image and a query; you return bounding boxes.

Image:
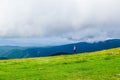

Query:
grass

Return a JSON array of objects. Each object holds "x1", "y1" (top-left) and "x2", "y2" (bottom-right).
[{"x1": 0, "y1": 48, "x2": 120, "y2": 80}]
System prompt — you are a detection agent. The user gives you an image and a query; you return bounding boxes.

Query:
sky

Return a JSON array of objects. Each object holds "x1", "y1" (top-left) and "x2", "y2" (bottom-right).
[{"x1": 0, "y1": 0, "x2": 120, "y2": 46}]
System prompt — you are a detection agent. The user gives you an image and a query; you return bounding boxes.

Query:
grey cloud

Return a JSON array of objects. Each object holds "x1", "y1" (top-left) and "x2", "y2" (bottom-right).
[{"x1": 0, "y1": 0, "x2": 120, "y2": 42}]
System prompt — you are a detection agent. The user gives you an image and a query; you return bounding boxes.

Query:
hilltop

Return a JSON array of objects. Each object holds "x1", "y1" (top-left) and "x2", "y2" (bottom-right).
[{"x1": 0, "y1": 48, "x2": 120, "y2": 80}]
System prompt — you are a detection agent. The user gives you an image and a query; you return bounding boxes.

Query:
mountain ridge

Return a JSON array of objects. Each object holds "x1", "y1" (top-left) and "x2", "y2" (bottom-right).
[{"x1": 0, "y1": 39, "x2": 120, "y2": 59}]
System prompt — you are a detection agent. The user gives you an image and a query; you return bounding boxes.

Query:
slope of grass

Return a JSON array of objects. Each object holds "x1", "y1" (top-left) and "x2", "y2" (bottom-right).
[{"x1": 0, "y1": 48, "x2": 120, "y2": 80}]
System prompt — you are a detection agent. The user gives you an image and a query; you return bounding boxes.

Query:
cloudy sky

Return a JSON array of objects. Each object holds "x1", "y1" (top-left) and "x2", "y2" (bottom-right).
[{"x1": 0, "y1": 0, "x2": 120, "y2": 46}]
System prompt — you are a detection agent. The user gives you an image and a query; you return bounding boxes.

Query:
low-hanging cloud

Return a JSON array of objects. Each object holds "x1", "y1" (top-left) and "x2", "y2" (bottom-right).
[{"x1": 0, "y1": 0, "x2": 120, "y2": 42}]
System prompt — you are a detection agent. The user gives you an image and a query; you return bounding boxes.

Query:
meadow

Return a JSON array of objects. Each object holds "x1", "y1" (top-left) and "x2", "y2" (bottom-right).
[{"x1": 0, "y1": 48, "x2": 120, "y2": 80}]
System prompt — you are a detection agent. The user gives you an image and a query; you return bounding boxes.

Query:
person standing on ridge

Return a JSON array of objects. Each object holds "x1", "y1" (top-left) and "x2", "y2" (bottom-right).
[{"x1": 74, "y1": 45, "x2": 77, "y2": 54}]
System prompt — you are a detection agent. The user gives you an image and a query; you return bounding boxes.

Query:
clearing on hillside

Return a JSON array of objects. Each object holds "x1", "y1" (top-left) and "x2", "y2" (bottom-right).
[{"x1": 0, "y1": 48, "x2": 120, "y2": 80}]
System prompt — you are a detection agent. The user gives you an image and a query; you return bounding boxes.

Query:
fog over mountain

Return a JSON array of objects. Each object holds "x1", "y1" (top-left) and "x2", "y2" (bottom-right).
[{"x1": 0, "y1": 0, "x2": 120, "y2": 46}]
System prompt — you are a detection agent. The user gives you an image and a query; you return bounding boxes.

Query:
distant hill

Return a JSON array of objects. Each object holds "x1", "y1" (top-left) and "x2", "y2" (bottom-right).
[
  {"x1": 0, "y1": 57, "x2": 8, "y2": 60},
  {"x1": 0, "y1": 39, "x2": 120, "y2": 59}
]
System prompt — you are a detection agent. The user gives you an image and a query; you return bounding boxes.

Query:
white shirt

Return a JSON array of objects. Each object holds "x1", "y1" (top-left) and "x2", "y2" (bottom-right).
[{"x1": 74, "y1": 45, "x2": 76, "y2": 50}]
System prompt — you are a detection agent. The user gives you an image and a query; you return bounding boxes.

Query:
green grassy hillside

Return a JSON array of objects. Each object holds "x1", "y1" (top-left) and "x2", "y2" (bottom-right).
[{"x1": 0, "y1": 48, "x2": 120, "y2": 80}]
